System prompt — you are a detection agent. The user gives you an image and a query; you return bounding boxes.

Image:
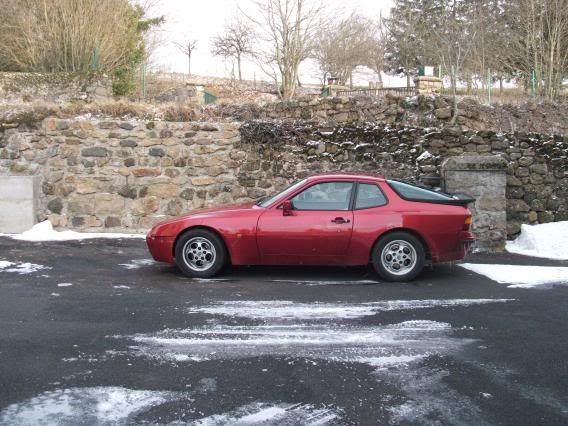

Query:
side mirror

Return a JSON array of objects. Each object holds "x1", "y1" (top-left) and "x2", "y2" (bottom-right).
[{"x1": 282, "y1": 200, "x2": 293, "y2": 216}]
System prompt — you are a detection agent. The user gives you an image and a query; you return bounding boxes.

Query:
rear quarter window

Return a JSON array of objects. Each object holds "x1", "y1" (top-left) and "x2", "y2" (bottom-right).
[{"x1": 355, "y1": 183, "x2": 388, "y2": 209}]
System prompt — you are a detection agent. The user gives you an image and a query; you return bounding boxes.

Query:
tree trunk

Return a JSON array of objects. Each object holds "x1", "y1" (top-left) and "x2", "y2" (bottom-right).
[
  {"x1": 188, "y1": 53, "x2": 191, "y2": 77},
  {"x1": 237, "y1": 54, "x2": 242, "y2": 81},
  {"x1": 451, "y1": 66, "x2": 458, "y2": 125},
  {"x1": 406, "y1": 72, "x2": 411, "y2": 89}
]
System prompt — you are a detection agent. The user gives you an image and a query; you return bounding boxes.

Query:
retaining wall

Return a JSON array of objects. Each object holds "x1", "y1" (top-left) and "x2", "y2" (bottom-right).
[{"x1": 0, "y1": 118, "x2": 566, "y2": 246}]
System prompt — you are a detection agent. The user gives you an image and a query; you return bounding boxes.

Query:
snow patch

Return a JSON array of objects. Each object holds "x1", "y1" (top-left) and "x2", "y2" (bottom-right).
[
  {"x1": 113, "y1": 285, "x2": 131, "y2": 289},
  {"x1": 506, "y1": 221, "x2": 568, "y2": 260},
  {"x1": 119, "y1": 320, "x2": 470, "y2": 367},
  {"x1": 189, "y1": 299, "x2": 513, "y2": 320},
  {"x1": 416, "y1": 151, "x2": 433, "y2": 162},
  {"x1": 57, "y1": 283, "x2": 73, "y2": 287},
  {"x1": 119, "y1": 259, "x2": 155, "y2": 269},
  {"x1": 385, "y1": 366, "x2": 487, "y2": 424},
  {"x1": 0, "y1": 260, "x2": 49, "y2": 274},
  {"x1": 270, "y1": 279, "x2": 378, "y2": 286},
  {"x1": 461, "y1": 263, "x2": 568, "y2": 288},
  {"x1": 193, "y1": 402, "x2": 340, "y2": 425},
  {"x1": 0, "y1": 387, "x2": 184, "y2": 425},
  {"x1": 2, "y1": 220, "x2": 145, "y2": 242}
]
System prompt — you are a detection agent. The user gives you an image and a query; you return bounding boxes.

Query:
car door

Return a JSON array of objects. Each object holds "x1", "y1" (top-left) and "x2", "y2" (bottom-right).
[{"x1": 256, "y1": 181, "x2": 355, "y2": 265}]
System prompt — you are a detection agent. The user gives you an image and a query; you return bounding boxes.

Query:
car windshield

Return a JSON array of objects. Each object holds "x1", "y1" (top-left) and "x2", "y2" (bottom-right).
[{"x1": 256, "y1": 178, "x2": 308, "y2": 208}]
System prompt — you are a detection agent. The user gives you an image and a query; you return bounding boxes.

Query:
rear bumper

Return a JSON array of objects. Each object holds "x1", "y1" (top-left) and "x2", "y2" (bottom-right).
[
  {"x1": 146, "y1": 235, "x2": 175, "y2": 263},
  {"x1": 461, "y1": 231, "x2": 476, "y2": 253},
  {"x1": 432, "y1": 231, "x2": 476, "y2": 263}
]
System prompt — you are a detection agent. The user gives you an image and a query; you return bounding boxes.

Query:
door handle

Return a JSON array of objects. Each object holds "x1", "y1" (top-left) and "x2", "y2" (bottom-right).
[{"x1": 331, "y1": 217, "x2": 350, "y2": 224}]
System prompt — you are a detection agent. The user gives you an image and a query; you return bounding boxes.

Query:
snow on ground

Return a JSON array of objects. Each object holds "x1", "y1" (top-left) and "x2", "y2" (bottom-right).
[
  {"x1": 506, "y1": 221, "x2": 568, "y2": 260},
  {"x1": 0, "y1": 388, "x2": 339, "y2": 426},
  {"x1": 193, "y1": 402, "x2": 340, "y2": 426},
  {"x1": 460, "y1": 264, "x2": 568, "y2": 289},
  {"x1": 189, "y1": 299, "x2": 513, "y2": 321},
  {"x1": 112, "y1": 297, "x2": 497, "y2": 424},
  {"x1": 1, "y1": 220, "x2": 145, "y2": 242},
  {"x1": 0, "y1": 387, "x2": 184, "y2": 425},
  {"x1": 119, "y1": 321, "x2": 470, "y2": 366},
  {"x1": 270, "y1": 279, "x2": 379, "y2": 286},
  {"x1": 0, "y1": 260, "x2": 49, "y2": 274},
  {"x1": 119, "y1": 259, "x2": 155, "y2": 269}
]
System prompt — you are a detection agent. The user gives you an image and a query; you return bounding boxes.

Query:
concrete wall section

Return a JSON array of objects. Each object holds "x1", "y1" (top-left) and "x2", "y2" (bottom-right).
[
  {"x1": 0, "y1": 176, "x2": 38, "y2": 233},
  {"x1": 442, "y1": 156, "x2": 508, "y2": 252}
]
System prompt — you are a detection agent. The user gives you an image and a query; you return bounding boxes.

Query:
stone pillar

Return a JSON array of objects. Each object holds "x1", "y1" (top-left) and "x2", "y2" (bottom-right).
[
  {"x1": 442, "y1": 156, "x2": 507, "y2": 252},
  {"x1": 414, "y1": 76, "x2": 443, "y2": 95},
  {"x1": 0, "y1": 176, "x2": 39, "y2": 233}
]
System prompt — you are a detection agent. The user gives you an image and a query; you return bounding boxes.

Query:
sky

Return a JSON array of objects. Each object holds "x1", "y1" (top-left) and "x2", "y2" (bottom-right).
[{"x1": 149, "y1": 0, "x2": 395, "y2": 84}]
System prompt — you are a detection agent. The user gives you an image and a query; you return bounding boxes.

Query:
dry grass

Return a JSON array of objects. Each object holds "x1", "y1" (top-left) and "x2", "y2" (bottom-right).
[{"x1": 0, "y1": 100, "x2": 204, "y2": 126}]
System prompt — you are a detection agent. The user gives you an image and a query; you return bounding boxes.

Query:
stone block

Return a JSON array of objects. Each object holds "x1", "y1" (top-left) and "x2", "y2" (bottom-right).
[
  {"x1": 146, "y1": 183, "x2": 179, "y2": 198},
  {"x1": 81, "y1": 147, "x2": 109, "y2": 157}
]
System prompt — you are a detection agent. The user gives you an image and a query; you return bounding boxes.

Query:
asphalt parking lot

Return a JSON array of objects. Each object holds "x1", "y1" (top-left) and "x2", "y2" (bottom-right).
[{"x1": 0, "y1": 236, "x2": 567, "y2": 425}]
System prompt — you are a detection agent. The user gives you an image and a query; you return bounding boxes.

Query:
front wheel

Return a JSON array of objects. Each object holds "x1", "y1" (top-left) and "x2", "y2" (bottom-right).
[
  {"x1": 174, "y1": 229, "x2": 227, "y2": 278},
  {"x1": 372, "y1": 232, "x2": 425, "y2": 282}
]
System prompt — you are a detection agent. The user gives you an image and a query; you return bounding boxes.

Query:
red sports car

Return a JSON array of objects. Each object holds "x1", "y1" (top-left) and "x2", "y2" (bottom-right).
[{"x1": 146, "y1": 173, "x2": 475, "y2": 281}]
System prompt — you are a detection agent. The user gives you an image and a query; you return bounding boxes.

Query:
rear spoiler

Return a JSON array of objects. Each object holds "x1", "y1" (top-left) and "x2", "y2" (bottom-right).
[{"x1": 441, "y1": 193, "x2": 476, "y2": 206}]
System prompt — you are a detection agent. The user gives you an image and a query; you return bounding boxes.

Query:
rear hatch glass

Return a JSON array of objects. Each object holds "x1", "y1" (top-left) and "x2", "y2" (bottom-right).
[{"x1": 387, "y1": 179, "x2": 475, "y2": 206}]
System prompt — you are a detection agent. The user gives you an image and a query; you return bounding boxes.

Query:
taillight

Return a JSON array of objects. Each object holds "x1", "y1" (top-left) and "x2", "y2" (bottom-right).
[{"x1": 463, "y1": 216, "x2": 472, "y2": 231}]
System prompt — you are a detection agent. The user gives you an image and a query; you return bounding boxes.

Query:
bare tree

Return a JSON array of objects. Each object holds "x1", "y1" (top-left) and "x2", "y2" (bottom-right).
[
  {"x1": 365, "y1": 16, "x2": 388, "y2": 87},
  {"x1": 175, "y1": 38, "x2": 197, "y2": 76},
  {"x1": 503, "y1": 0, "x2": 568, "y2": 99},
  {"x1": 211, "y1": 18, "x2": 253, "y2": 81},
  {"x1": 247, "y1": 0, "x2": 326, "y2": 99},
  {"x1": 312, "y1": 13, "x2": 378, "y2": 87},
  {"x1": 431, "y1": 0, "x2": 477, "y2": 123}
]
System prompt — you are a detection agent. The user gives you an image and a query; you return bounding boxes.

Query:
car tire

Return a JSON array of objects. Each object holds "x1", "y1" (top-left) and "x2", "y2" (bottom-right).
[
  {"x1": 174, "y1": 228, "x2": 227, "y2": 278},
  {"x1": 372, "y1": 231, "x2": 425, "y2": 282}
]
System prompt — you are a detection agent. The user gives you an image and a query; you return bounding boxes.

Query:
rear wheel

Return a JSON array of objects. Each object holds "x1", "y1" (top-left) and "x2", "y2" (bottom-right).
[
  {"x1": 372, "y1": 232, "x2": 425, "y2": 282},
  {"x1": 174, "y1": 229, "x2": 227, "y2": 278}
]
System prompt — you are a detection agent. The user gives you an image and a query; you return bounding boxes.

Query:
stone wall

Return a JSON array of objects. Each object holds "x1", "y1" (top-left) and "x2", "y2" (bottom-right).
[
  {"x1": 0, "y1": 72, "x2": 112, "y2": 104},
  {"x1": 0, "y1": 118, "x2": 566, "y2": 245},
  {"x1": 225, "y1": 95, "x2": 568, "y2": 135},
  {"x1": 238, "y1": 122, "x2": 568, "y2": 239}
]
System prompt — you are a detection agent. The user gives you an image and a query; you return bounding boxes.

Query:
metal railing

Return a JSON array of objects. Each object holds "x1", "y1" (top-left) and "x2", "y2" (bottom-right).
[{"x1": 335, "y1": 87, "x2": 416, "y2": 98}]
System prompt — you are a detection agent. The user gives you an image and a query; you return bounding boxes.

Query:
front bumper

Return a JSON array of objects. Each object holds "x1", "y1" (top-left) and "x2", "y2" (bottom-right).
[{"x1": 146, "y1": 235, "x2": 176, "y2": 263}]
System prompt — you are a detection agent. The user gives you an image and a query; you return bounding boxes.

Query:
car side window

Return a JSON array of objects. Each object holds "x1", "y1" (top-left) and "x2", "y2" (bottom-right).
[
  {"x1": 291, "y1": 182, "x2": 354, "y2": 211},
  {"x1": 355, "y1": 183, "x2": 387, "y2": 209}
]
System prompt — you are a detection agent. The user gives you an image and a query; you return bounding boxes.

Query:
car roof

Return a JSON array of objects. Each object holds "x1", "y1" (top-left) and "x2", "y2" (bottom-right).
[{"x1": 307, "y1": 172, "x2": 386, "y2": 182}]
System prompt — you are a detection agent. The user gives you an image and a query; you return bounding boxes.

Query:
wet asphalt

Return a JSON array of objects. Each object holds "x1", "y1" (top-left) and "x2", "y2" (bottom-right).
[{"x1": 0, "y1": 236, "x2": 567, "y2": 425}]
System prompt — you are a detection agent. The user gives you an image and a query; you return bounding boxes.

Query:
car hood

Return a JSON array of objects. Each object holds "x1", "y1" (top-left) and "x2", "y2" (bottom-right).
[
  {"x1": 184, "y1": 201, "x2": 259, "y2": 217},
  {"x1": 151, "y1": 201, "x2": 259, "y2": 229}
]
